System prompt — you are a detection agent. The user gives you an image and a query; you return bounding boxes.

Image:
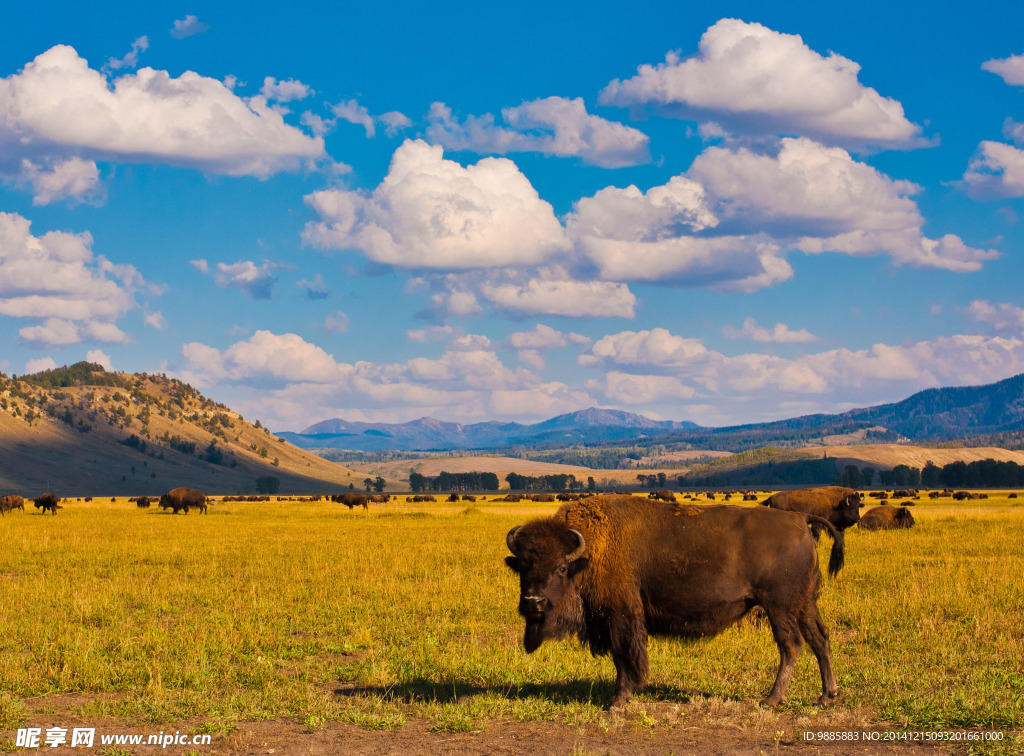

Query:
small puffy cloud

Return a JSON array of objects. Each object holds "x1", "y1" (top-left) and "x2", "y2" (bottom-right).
[
  {"x1": 517, "y1": 349, "x2": 545, "y2": 370},
  {"x1": 451, "y1": 334, "x2": 491, "y2": 350},
  {"x1": 297, "y1": 273, "x2": 329, "y2": 299},
  {"x1": 407, "y1": 325, "x2": 455, "y2": 343},
  {"x1": 21, "y1": 157, "x2": 102, "y2": 206},
  {"x1": 480, "y1": 272, "x2": 636, "y2": 318},
  {"x1": 964, "y1": 300, "x2": 1024, "y2": 333},
  {"x1": 0, "y1": 45, "x2": 325, "y2": 181},
  {"x1": 106, "y1": 36, "x2": 149, "y2": 71},
  {"x1": 261, "y1": 77, "x2": 312, "y2": 103},
  {"x1": 599, "y1": 18, "x2": 922, "y2": 148},
  {"x1": 596, "y1": 371, "x2": 696, "y2": 403},
  {"x1": 379, "y1": 111, "x2": 413, "y2": 137},
  {"x1": 722, "y1": 317, "x2": 817, "y2": 343},
  {"x1": 323, "y1": 311, "x2": 349, "y2": 333},
  {"x1": 586, "y1": 328, "x2": 709, "y2": 367},
  {"x1": 196, "y1": 259, "x2": 279, "y2": 299},
  {"x1": 303, "y1": 139, "x2": 569, "y2": 268},
  {"x1": 961, "y1": 141, "x2": 1024, "y2": 199},
  {"x1": 982, "y1": 53, "x2": 1024, "y2": 86},
  {"x1": 328, "y1": 99, "x2": 411, "y2": 139},
  {"x1": 144, "y1": 311, "x2": 166, "y2": 329},
  {"x1": 509, "y1": 324, "x2": 569, "y2": 349},
  {"x1": 1, "y1": 212, "x2": 141, "y2": 345},
  {"x1": 19, "y1": 318, "x2": 130, "y2": 346},
  {"x1": 426, "y1": 97, "x2": 651, "y2": 168},
  {"x1": 332, "y1": 99, "x2": 376, "y2": 137},
  {"x1": 171, "y1": 15, "x2": 210, "y2": 39},
  {"x1": 85, "y1": 349, "x2": 113, "y2": 370},
  {"x1": 182, "y1": 330, "x2": 352, "y2": 385},
  {"x1": 25, "y1": 357, "x2": 58, "y2": 374}
]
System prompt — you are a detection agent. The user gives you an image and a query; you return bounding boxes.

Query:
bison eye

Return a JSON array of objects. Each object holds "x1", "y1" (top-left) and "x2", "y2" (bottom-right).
[{"x1": 557, "y1": 565, "x2": 567, "y2": 576}]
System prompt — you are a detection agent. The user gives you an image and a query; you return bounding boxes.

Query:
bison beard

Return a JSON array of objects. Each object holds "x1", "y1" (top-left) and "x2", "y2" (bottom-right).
[{"x1": 505, "y1": 496, "x2": 843, "y2": 710}]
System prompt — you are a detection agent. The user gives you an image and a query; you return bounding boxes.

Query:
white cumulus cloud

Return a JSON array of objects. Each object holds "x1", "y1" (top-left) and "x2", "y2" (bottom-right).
[
  {"x1": 303, "y1": 139, "x2": 570, "y2": 268},
  {"x1": 982, "y1": 53, "x2": 1024, "y2": 86},
  {"x1": 599, "y1": 18, "x2": 923, "y2": 148},
  {"x1": 0, "y1": 45, "x2": 325, "y2": 183},
  {"x1": 1, "y1": 212, "x2": 142, "y2": 346},
  {"x1": 171, "y1": 15, "x2": 210, "y2": 39}
]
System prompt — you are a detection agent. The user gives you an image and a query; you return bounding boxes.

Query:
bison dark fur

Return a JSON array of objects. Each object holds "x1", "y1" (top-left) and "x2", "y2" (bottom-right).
[
  {"x1": 335, "y1": 492, "x2": 368, "y2": 510},
  {"x1": 33, "y1": 493, "x2": 59, "y2": 515},
  {"x1": 858, "y1": 504, "x2": 915, "y2": 530},
  {"x1": 1, "y1": 494, "x2": 25, "y2": 515},
  {"x1": 158, "y1": 488, "x2": 207, "y2": 514},
  {"x1": 505, "y1": 495, "x2": 842, "y2": 709},
  {"x1": 761, "y1": 486, "x2": 862, "y2": 538}
]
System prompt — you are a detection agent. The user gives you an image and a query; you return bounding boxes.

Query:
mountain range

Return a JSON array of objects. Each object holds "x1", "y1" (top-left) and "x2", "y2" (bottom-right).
[
  {"x1": 280, "y1": 373, "x2": 1024, "y2": 453},
  {"x1": 279, "y1": 407, "x2": 701, "y2": 452}
]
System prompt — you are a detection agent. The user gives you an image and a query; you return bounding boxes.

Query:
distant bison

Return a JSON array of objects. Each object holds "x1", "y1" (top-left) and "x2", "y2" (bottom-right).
[
  {"x1": 647, "y1": 489, "x2": 675, "y2": 503},
  {"x1": 1, "y1": 494, "x2": 25, "y2": 515},
  {"x1": 33, "y1": 493, "x2": 59, "y2": 515},
  {"x1": 858, "y1": 504, "x2": 915, "y2": 531},
  {"x1": 159, "y1": 487, "x2": 207, "y2": 514},
  {"x1": 505, "y1": 495, "x2": 843, "y2": 709},
  {"x1": 136, "y1": 496, "x2": 153, "y2": 509},
  {"x1": 333, "y1": 492, "x2": 368, "y2": 510},
  {"x1": 761, "y1": 486, "x2": 862, "y2": 538}
]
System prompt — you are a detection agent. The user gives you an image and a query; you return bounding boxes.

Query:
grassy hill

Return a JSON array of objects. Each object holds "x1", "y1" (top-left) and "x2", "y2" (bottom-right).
[{"x1": 0, "y1": 362, "x2": 361, "y2": 496}]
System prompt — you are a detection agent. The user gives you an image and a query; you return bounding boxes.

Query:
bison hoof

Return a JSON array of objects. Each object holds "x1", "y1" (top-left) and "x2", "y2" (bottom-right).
[
  {"x1": 759, "y1": 695, "x2": 784, "y2": 708},
  {"x1": 607, "y1": 696, "x2": 631, "y2": 711},
  {"x1": 816, "y1": 689, "x2": 840, "y2": 707}
]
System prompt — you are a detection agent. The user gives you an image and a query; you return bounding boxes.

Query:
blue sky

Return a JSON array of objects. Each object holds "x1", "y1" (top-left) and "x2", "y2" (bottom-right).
[{"x1": 4, "y1": 1, "x2": 1024, "y2": 431}]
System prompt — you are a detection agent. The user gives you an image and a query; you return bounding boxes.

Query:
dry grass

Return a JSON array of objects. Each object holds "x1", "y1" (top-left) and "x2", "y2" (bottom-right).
[{"x1": 0, "y1": 493, "x2": 1020, "y2": 749}]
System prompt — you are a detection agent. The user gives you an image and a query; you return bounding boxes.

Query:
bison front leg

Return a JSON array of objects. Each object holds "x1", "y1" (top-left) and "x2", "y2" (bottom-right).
[{"x1": 607, "y1": 612, "x2": 649, "y2": 710}]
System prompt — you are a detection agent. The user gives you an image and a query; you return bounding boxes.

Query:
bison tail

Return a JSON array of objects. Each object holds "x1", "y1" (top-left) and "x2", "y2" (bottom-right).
[{"x1": 806, "y1": 514, "x2": 844, "y2": 577}]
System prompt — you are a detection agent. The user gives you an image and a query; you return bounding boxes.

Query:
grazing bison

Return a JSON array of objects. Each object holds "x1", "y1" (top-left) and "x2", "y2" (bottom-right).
[
  {"x1": 761, "y1": 486, "x2": 862, "y2": 538},
  {"x1": 159, "y1": 488, "x2": 207, "y2": 514},
  {"x1": 1, "y1": 494, "x2": 25, "y2": 515},
  {"x1": 33, "y1": 493, "x2": 59, "y2": 515},
  {"x1": 858, "y1": 504, "x2": 915, "y2": 531},
  {"x1": 136, "y1": 496, "x2": 153, "y2": 509},
  {"x1": 334, "y1": 492, "x2": 368, "y2": 510},
  {"x1": 647, "y1": 489, "x2": 675, "y2": 503},
  {"x1": 505, "y1": 495, "x2": 843, "y2": 709}
]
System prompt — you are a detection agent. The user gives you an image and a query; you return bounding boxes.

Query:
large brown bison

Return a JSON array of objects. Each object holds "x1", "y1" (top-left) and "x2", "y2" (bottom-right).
[
  {"x1": 505, "y1": 495, "x2": 843, "y2": 709},
  {"x1": 1, "y1": 494, "x2": 25, "y2": 515},
  {"x1": 761, "y1": 486, "x2": 862, "y2": 538},
  {"x1": 159, "y1": 488, "x2": 207, "y2": 514},
  {"x1": 647, "y1": 489, "x2": 675, "y2": 502},
  {"x1": 858, "y1": 504, "x2": 915, "y2": 531},
  {"x1": 333, "y1": 492, "x2": 368, "y2": 510},
  {"x1": 33, "y1": 493, "x2": 59, "y2": 515}
]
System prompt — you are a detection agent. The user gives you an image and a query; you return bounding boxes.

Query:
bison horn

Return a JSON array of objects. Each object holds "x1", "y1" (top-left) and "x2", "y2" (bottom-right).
[
  {"x1": 565, "y1": 528, "x2": 586, "y2": 561},
  {"x1": 506, "y1": 525, "x2": 522, "y2": 555}
]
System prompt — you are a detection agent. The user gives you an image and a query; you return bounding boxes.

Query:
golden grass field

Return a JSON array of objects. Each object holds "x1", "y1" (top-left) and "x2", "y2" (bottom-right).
[{"x1": 1, "y1": 493, "x2": 1022, "y2": 754}]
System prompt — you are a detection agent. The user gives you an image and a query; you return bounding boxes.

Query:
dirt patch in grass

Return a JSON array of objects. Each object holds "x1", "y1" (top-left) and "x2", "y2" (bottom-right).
[{"x1": 7, "y1": 698, "x2": 1010, "y2": 755}]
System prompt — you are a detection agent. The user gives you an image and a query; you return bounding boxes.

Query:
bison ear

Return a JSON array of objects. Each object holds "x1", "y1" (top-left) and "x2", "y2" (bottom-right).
[
  {"x1": 504, "y1": 556, "x2": 521, "y2": 573},
  {"x1": 567, "y1": 557, "x2": 589, "y2": 577}
]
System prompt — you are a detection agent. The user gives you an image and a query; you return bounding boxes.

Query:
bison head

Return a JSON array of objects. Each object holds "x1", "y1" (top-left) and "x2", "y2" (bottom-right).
[
  {"x1": 835, "y1": 493, "x2": 863, "y2": 529},
  {"x1": 895, "y1": 507, "x2": 916, "y2": 528},
  {"x1": 505, "y1": 521, "x2": 589, "y2": 653}
]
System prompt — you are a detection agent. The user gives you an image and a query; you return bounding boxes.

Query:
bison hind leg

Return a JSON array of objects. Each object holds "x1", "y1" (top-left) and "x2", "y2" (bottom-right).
[
  {"x1": 799, "y1": 597, "x2": 840, "y2": 706},
  {"x1": 759, "y1": 604, "x2": 804, "y2": 708}
]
